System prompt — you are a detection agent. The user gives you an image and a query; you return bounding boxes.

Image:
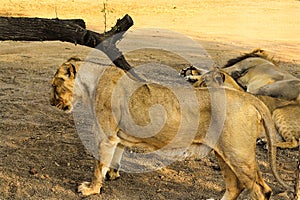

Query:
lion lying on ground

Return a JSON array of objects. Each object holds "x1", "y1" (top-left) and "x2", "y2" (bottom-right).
[
  {"x1": 180, "y1": 50, "x2": 300, "y2": 149},
  {"x1": 181, "y1": 66, "x2": 243, "y2": 91},
  {"x1": 223, "y1": 49, "x2": 300, "y2": 102},
  {"x1": 50, "y1": 58, "x2": 291, "y2": 199}
]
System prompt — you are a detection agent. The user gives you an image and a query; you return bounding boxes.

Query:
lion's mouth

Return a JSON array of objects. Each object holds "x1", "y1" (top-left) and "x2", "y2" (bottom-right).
[
  {"x1": 51, "y1": 99, "x2": 72, "y2": 112},
  {"x1": 62, "y1": 105, "x2": 71, "y2": 111},
  {"x1": 59, "y1": 102, "x2": 72, "y2": 112}
]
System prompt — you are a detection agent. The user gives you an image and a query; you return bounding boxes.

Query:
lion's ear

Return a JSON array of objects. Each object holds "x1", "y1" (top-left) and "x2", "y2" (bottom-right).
[
  {"x1": 214, "y1": 72, "x2": 225, "y2": 85},
  {"x1": 220, "y1": 72, "x2": 225, "y2": 82},
  {"x1": 66, "y1": 63, "x2": 77, "y2": 78}
]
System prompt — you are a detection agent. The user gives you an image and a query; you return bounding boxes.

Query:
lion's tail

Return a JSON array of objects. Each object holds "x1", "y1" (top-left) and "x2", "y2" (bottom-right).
[{"x1": 254, "y1": 98, "x2": 293, "y2": 191}]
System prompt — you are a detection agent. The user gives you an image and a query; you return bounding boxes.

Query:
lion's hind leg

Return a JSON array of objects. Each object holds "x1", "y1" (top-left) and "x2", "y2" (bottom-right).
[
  {"x1": 215, "y1": 153, "x2": 244, "y2": 200},
  {"x1": 78, "y1": 135, "x2": 120, "y2": 196},
  {"x1": 275, "y1": 138, "x2": 299, "y2": 149},
  {"x1": 215, "y1": 149, "x2": 272, "y2": 200},
  {"x1": 273, "y1": 106, "x2": 300, "y2": 149}
]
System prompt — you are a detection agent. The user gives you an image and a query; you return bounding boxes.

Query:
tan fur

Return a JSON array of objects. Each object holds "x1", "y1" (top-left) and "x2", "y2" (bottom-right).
[
  {"x1": 51, "y1": 60, "x2": 291, "y2": 199},
  {"x1": 222, "y1": 49, "x2": 300, "y2": 101},
  {"x1": 272, "y1": 105, "x2": 300, "y2": 149},
  {"x1": 181, "y1": 67, "x2": 243, "y2": 91},
  {"x1": 50, "y1": 61, "x2": 78, "y2": 112},
  {"x1": 182, "y1": 65, "x2": 300, "y2": 149}
]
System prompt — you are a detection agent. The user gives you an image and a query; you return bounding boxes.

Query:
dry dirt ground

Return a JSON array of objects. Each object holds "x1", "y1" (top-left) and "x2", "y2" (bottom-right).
[{"x1": 0, "y1": 1, "x2": 300, "y2": 200}]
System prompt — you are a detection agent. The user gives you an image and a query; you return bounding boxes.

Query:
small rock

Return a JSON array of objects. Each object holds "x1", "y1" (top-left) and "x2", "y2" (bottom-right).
[
  {"x1": 29, "y1": 168, "x2": 38, "y2": 175},
  {"x1": 212, "y1": 165, "x2": 221, "y2": 171}
]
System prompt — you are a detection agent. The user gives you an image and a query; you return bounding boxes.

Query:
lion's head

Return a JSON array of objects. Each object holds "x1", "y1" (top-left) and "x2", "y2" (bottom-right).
[
  {"x1": 50, "y1": 60, "x2": 78, "y2": 112},
  {"x1": 197, "y1": 68, "x2": 226, "y2": 87}
]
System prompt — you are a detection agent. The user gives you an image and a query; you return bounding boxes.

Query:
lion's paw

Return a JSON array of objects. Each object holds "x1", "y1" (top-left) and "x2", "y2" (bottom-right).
[
  {"x1": 106, "y1": 169, "x2": 120, "y2": 181},
  {"x1": 78, "y1": 181, "x2": 101, "y2": 196},
  {"x1": 185, "y1": 75, "x2": 197, "y2": 82}
]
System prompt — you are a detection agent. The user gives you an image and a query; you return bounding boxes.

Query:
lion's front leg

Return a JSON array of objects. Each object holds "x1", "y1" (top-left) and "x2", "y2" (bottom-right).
[
  {"x1": 78, "y1": 160, "x2": 104, "y2": 196},
  {"x1": 106, "y1": 145, "x2": 124, "y2": 181},
  {"x1": 78, "y1": 136, "x2": 120, "y2": 196},
  {"x1": 185, "y1": 75, "x2": 201, "y2": 83}
]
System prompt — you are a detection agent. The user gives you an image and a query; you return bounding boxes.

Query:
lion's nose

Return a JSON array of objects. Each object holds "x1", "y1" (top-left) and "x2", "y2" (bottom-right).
[
  {"x1": 63, "y1": 105, "x2": 70, "y2": 111},
  {"x1": 50, "y1": 98, "x2": 56, "y2": 106}
]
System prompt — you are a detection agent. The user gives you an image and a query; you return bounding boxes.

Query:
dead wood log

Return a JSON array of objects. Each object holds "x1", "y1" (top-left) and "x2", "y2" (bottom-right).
[
  {"x1": 0, "y1": 15, "x2": 143, "y2": 80},
  {"x1": 0, "y1": 17, "x2": 86, "y2": 41}
]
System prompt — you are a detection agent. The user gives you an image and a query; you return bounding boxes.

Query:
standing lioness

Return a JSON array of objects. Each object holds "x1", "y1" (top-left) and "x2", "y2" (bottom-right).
[{"x1": 50, "y1": 58, "x2": 290, "y2": 199}]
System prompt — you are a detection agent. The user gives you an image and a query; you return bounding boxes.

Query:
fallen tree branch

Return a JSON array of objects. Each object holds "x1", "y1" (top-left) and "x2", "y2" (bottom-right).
[
  {"x1": 0, "y1": 17, "x2": 86, "y2": 41},
  {"x1": 0, "y1": 15, "x2": 143, "y2": 80}
]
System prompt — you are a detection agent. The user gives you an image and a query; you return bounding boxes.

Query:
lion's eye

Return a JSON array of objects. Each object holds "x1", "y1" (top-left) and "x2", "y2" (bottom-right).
[
  {"x1": 204, "y1": 77, "x2": 210, "y2": 82},
  {"x1": 52, "y1": 78, "x2": 65, "y2": 86}
]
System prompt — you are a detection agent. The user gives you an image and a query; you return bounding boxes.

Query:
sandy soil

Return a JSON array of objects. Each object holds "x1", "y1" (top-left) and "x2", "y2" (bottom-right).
[{"x1": 0, "y1": 0, "x2": 299, "y2": 199}]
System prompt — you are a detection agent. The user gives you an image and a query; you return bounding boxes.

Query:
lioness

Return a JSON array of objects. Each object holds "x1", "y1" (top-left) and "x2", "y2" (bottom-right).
[{"x1": 50, "y1": 58, "x2": 291, "y2": 199}]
